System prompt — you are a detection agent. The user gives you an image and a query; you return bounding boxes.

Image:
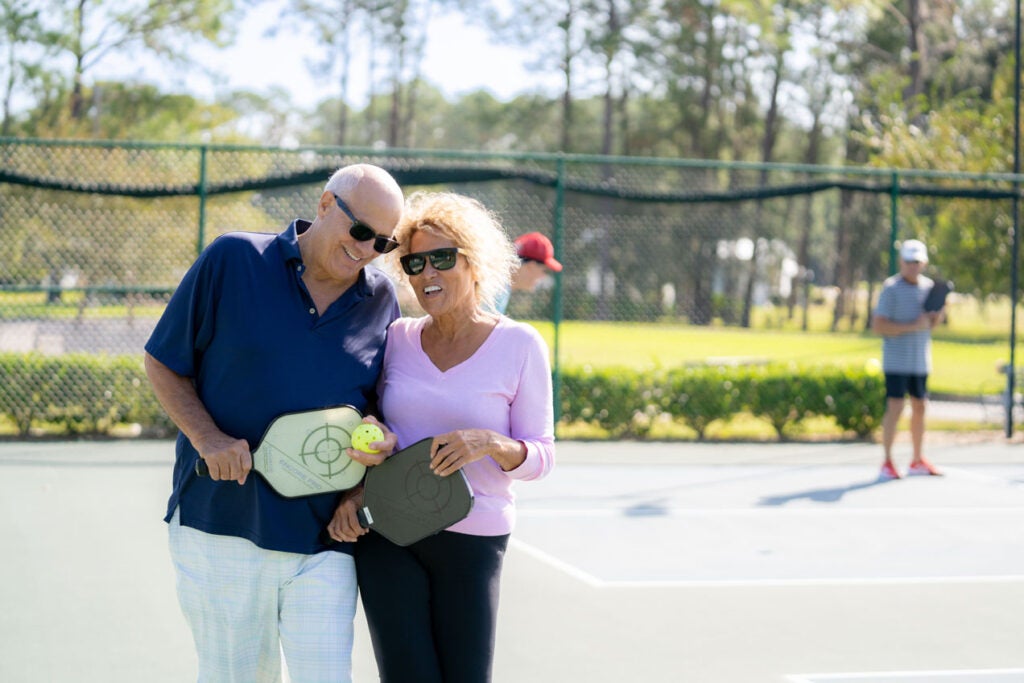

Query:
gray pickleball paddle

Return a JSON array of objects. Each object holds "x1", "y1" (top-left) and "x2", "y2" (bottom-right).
[
  {"x1": 923, "y1": 279, "x2": 953, "y2": 312},
  {"x1": 356, "y1": 438, "x2": 474, "y2": 546}
]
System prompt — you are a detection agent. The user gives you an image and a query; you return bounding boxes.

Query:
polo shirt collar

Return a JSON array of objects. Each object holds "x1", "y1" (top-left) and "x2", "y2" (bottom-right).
[{"x1": 277, "y1": 219, "x2": 306, "y2": 263}]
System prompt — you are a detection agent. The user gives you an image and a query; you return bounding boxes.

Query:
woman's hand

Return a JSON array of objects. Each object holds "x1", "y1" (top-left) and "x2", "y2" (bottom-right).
[
  {"x1": 345, "y1": 415, "x2": 398, "y2": 467},
  {"x1": 327, "y1": 486, "x2": 367, "y2": 543},
  {"x1": 429, "y1": 429, "x2": 526, "y2": 476}
]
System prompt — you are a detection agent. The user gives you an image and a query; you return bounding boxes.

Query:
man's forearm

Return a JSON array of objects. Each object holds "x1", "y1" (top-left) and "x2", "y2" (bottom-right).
[
  {"x1": 873, "y1": 316, "x2": 922, "y2": 337},
  {"x1": 144, "y1": 352, "x2": 223, "y2": 449}
]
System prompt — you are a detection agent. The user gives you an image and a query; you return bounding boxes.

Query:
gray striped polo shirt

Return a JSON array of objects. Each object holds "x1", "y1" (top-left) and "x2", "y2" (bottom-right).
[{"x1": 874, "y1": 273, "x2": 933, "y2": 375}]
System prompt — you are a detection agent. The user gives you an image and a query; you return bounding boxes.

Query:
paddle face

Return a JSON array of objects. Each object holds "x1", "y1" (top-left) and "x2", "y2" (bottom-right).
[
  {"x1": 359, "y1": 438, "x2": 474, "y2": 546},
  {"x1": 923, "y1": 279, "x2": 953, "y2": 312},
  {"x1": 195, "y1": 405, "x2": 366, "y2": 497}
]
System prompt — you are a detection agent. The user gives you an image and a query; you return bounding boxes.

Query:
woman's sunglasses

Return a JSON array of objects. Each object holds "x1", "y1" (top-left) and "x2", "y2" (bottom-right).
[
  {"x1": 400, "y1": 248, "x2": 461, "y2": 276},
  {"x1": 333, "y1": 193, "x2": 399, "y2": 254}
]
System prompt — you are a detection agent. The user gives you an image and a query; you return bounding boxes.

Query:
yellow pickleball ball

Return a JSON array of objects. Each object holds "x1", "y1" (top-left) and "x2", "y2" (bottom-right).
[{"x1": 351, "y1": 423, "x2": 384, "y2": 454}]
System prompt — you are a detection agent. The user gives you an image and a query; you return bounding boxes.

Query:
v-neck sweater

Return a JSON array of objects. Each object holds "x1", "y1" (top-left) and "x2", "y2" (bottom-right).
[{"x1": 378, "y1": 315, "x2": 556, "y2": 536}]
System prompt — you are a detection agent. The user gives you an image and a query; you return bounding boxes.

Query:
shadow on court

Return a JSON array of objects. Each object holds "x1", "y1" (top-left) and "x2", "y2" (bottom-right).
[
  {"x1": 757, "y1": 476, "x2": 898, "y2": 505},
  {"x1": 1, "y1": 438, "x2": 1023, "y2": 683}
]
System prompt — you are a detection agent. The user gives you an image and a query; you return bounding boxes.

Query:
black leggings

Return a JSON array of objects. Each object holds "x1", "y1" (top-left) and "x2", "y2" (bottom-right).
[{"x1": 354, "y1": 530, "x2": 510, "y2": 683}]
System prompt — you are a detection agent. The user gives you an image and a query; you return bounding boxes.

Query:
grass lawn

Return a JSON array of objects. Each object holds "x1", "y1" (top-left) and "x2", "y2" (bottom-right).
[
  {"x1": 528, "y1": 290, "x2": 1021, "y2": 398},
  {"x1": 1, "y1": 291, "x2": 1017, "y2": 398},
  {"x1": 531, "y1": 321, "x2": 1013, "y2": 397},
  {"x1": 0, "y1": 300, "x2": 1013, "y2": 397}
]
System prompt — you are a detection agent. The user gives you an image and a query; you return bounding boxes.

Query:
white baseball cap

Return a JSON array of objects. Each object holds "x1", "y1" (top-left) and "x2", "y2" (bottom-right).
[{"x1": 899, "y1": 239, "x2": 928, "y2": 263}]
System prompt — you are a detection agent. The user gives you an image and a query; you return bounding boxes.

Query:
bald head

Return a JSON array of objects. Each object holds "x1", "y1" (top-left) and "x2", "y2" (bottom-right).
[{"x1": 326, "y1": 164, "x2": 404, "y2": 235}]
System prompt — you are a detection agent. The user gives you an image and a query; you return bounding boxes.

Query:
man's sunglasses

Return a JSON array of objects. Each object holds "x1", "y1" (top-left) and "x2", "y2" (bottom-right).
[
  {"x1": 333, "y1": 193, "x2": 399, "y2": 254},
  {"x1": 400, "y1": 248, "x2": 461, "y2": 276}
]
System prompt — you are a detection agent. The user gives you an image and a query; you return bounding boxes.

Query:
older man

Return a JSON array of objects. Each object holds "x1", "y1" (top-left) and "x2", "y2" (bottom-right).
[
  {"x1": 144, "y1": 164, "x2": 404, "y2": 682},
  {"x1": 872, "y1": 238, "x2": 945, "y2": 480}
]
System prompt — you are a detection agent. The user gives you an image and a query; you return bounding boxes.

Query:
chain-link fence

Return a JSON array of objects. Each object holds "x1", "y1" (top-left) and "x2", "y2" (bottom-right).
[{"x1": 1, "y1": 138, "x2": 1021, "y2": 435}]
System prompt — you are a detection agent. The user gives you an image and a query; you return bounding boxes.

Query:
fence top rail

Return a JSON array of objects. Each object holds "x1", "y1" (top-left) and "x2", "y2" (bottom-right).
[
  {"x1": 2, "y1": 136, "x2": 1023, "y2": 185},
  {"x1": 0, "y1": 285, "x2": 175, "y2": 295}
]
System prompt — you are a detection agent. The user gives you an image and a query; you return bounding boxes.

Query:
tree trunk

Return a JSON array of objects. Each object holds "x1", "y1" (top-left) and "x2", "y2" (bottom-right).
[
  {"x1": 70, "y1": 0, "x2": 87, "y2": 120},
  {"x1": 690, "y1": 235, "x2": 715, "y2": 325},
  {"x1": 831, "y1": 189, "x2": 853, "y2": 332},
  {"x1": 335, "y1": 0, "x2": 354, "y2": 145},
  {"x1": 2, "y1": 43, "x2": 14, "y2": 136},
  {"x1": 740, "y1": 51, "x2": 783, "y2": 327},
  {"x1": 904, "y1": 0, "x2": 924, "y2": 102},
  {"x1": 559, "y1": 2, "x2": 574, "y2": 152}
]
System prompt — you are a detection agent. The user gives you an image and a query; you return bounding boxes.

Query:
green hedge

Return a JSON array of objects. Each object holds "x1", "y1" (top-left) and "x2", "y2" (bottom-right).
[
  {"x1": 560, "y1": 362, "x2": 885, "y2": 440},
  {"x1": 0, "y1": 352, "x2": 174, "y2": 436},
  {"x1": 0, "y1": 353, "x2": 883, "y2": 440}
]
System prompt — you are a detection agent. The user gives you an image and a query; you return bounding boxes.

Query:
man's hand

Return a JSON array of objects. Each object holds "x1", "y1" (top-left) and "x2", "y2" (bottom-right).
[
  {"x1": 328, "y1": 486, "x2": 367, "y2": 543},
  {"x1": 194, "y1": 433, "x2": 252, "y2": 485}
]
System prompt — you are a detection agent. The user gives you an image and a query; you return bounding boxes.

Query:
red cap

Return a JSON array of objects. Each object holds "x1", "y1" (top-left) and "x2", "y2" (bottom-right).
[{"x1": 514, "y1": 232, "x2": 562, "y2": 272}]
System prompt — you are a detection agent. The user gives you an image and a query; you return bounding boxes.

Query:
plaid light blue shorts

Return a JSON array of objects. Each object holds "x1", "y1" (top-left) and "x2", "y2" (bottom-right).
[{"x1": 168, "y1": 510, "x2": 357, "y2": 683}]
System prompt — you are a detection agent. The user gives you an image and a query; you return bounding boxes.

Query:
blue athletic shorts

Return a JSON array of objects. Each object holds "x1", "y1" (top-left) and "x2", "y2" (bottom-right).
[{"x1": 885, "y1": 373, "x2": 928, "y2": 399}]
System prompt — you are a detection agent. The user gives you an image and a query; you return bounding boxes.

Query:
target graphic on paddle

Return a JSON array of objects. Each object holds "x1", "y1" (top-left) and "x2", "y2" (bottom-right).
[
  {"x1": 404, "y1": 460, "x2": 456, "y2": 513},
  {"x1": 299, "y1": 424, "x2": 361, "y2": 480}
]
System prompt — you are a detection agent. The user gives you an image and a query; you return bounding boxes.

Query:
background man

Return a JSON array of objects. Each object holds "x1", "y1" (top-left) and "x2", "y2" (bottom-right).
[
  {"x1": 872, "y1": 238, "x2": 945, "y2": 480},
  {"x1": 494, "y1": 231, "x2": 563, "y2": 315}
]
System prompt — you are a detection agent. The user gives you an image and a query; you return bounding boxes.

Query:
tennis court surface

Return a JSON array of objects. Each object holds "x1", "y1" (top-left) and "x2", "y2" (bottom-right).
[{"x1": 1, "y1": 437, "x2": 1022, "y2": 682}]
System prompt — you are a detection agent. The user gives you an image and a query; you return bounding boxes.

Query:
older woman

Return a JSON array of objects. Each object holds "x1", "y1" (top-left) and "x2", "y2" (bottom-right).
[{"x1": 329, "y1": 191, "x2": 556, "y2": 683}]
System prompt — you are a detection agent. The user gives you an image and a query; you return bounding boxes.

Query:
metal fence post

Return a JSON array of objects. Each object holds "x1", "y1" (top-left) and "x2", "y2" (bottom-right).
[
  {"x1": 197, "y1": 144, "x2": 208, "y2": 257},
  {"x1": 1007, "y1": 0, "x2": 1022, "y2": 436},
  {"x1": 552, "y1": 155, "x2": 566, "y2": 429}
]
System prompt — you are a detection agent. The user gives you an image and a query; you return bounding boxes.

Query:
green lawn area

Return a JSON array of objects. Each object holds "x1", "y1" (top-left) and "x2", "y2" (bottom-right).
[
  {"x1": 0, "y1": 291, "x2": 1017, "y2": 398},
  {"x1": 532, "y1": 321, "x2": 1012, "y2": 397}
]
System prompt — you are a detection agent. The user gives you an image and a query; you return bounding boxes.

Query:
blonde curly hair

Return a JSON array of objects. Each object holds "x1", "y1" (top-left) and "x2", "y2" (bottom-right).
[{"x1": 387, "y1": 191, "x2": 519, "y2": 310}]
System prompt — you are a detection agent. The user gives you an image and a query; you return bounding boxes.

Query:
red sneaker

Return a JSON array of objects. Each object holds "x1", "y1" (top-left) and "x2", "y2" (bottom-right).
[
  {"x1": 907, "y1": 458, "x2": 943, "y2": 476},
  {"x1": 879, "y1": 461, "x2": 901, "y2": 480}
]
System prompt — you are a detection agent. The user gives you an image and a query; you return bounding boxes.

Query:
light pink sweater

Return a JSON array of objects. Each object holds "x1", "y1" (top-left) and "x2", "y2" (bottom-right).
[{"x1": 378, "y1": 315, "x2": 556, "y2": 536}]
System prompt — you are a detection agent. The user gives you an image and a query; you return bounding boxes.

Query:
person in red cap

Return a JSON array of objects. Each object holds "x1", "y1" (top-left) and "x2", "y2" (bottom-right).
[{"x1": 494, "y1": 232, "x2": 563, "y2": 314}]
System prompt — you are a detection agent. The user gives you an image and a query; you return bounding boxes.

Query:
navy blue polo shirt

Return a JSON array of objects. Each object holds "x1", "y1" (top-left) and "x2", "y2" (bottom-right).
[{"x1": 145, "y1": 220, "x2": 400, "y2": 555}]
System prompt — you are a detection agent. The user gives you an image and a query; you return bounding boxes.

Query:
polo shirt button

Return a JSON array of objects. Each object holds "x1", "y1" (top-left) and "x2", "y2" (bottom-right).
[{"x1": 309, "y1": 307, "x2": 316, "y2": 314}]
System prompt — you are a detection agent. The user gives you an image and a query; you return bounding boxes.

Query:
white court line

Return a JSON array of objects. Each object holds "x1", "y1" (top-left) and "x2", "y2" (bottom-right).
[
  {"x1": 569, "y1": 575, "x2": 1024, "y2": 589},
  {"x1": 941, "y1": 466, "x2": 1024, "y2": 489},
  {"x1": 785, "y1": 668, "x2": 1024, "y2": 683},
  {"x1": 508, "y1": 537, "x2": 1024, "y2": 589},
  {"x1": 509, "y1": 537, "x2": 604, "y2": 588},
  {"x1": 518, "y1": 507, "x2": 1024, "y2": 518}
]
